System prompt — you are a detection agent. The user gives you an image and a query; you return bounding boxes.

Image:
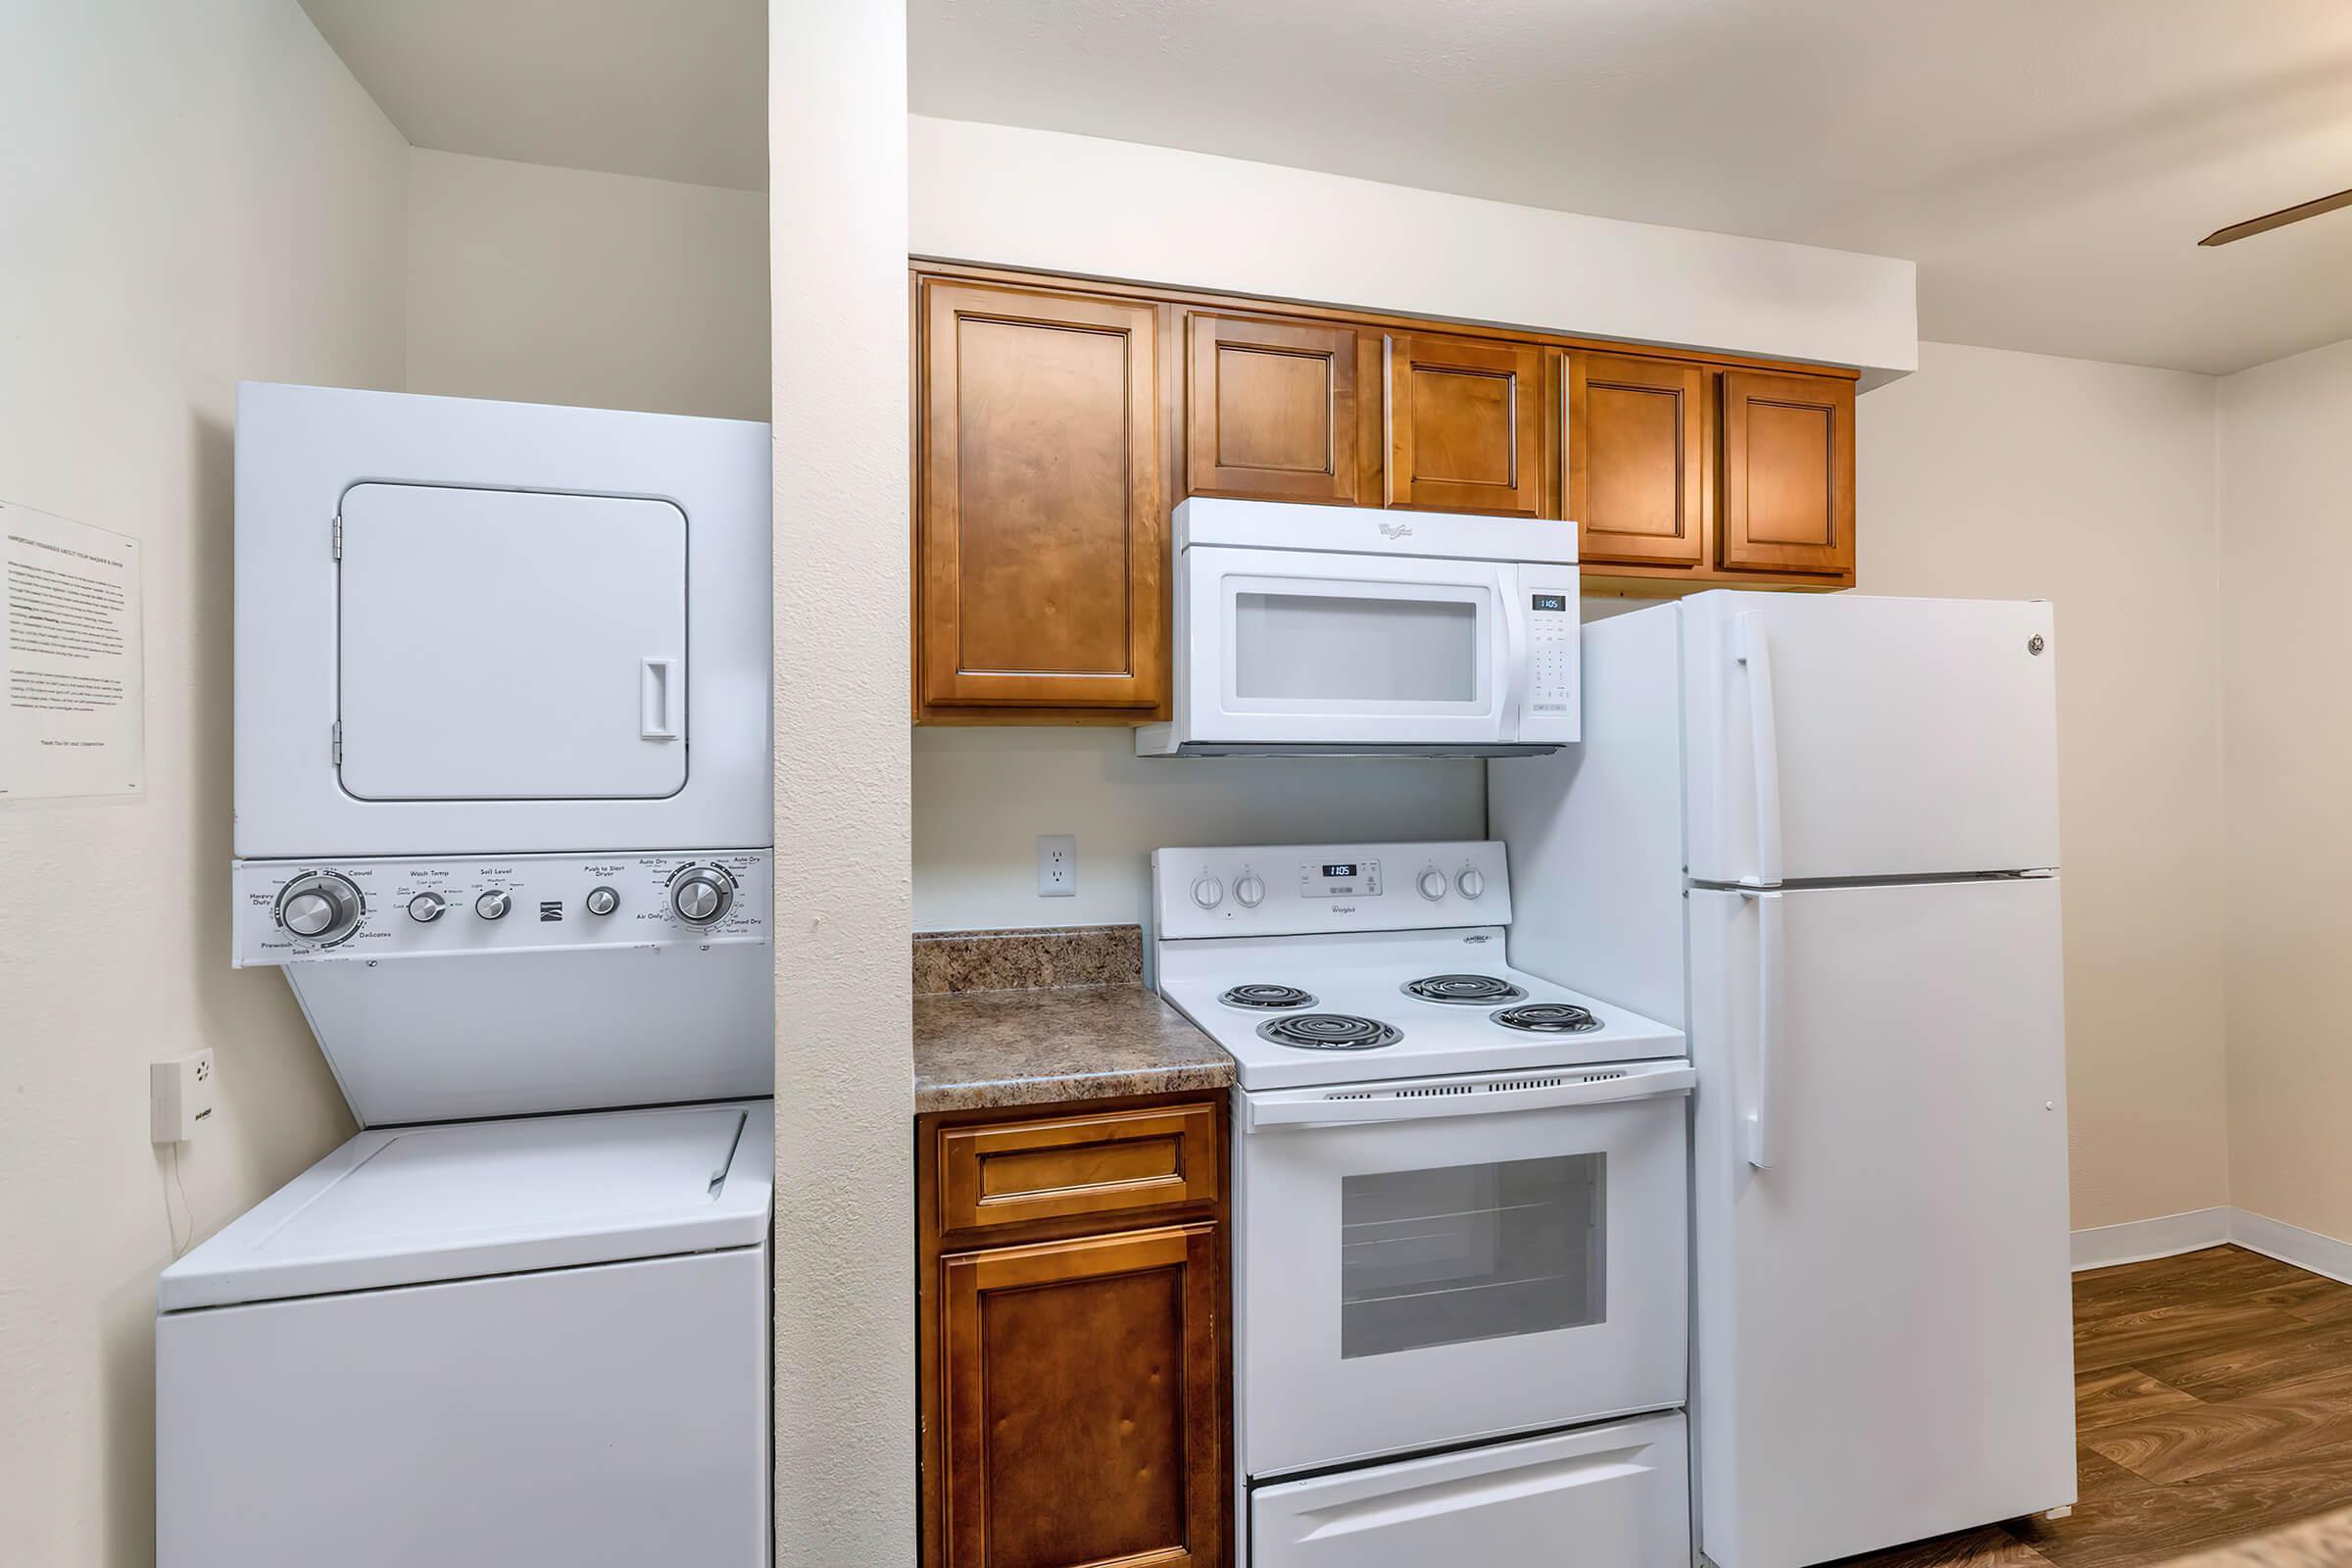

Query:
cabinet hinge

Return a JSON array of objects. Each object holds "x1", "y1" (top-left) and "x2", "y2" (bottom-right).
[
  {"x1": 331, "y1": 721, "x2": 343, "y2": 766},
  {"x1": 331, "y1": 516, "x2": 343, "y2": 561}
]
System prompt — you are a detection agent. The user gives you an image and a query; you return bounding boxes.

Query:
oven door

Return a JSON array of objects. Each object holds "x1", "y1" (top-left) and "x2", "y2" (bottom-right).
[
  {"x1": 1236, "y1": 1063, "x2": 1690, "y2": 1479},
  {"x1": 1182, "y1": 545, "x2": 1527, "y2": 747}
]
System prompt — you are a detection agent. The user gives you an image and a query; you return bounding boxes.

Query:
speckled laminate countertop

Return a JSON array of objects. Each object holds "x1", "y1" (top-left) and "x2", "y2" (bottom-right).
[{"x1": 912, "y1": 984, "x2": 1236, "y2": 1113}]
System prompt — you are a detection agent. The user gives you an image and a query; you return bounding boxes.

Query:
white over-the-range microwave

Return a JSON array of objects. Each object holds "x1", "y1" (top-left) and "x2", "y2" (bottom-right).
[{"x1": 1136, "y1": 498, "x2": 1580, "y2": 758}]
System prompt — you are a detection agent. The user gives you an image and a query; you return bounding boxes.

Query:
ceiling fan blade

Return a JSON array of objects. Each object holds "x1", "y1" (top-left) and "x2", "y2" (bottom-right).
[{"x1": 2201, "y1": 187, "x2": 2352, "y2": 247}]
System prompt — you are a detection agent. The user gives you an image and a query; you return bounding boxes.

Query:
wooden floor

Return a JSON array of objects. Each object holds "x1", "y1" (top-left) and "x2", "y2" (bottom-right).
[{"x1": 1838, "y1": 1247, "x2": 2352, "y2": 1568}]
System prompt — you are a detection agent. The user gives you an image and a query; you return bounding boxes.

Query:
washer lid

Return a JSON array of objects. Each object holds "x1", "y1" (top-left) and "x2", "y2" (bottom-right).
[
  {"x1": 158, "y1": 1102, "x2": 771, "y2": 1311},
  {"x1": 337, "y1": 482, "x2": 689, "y2": 802}
]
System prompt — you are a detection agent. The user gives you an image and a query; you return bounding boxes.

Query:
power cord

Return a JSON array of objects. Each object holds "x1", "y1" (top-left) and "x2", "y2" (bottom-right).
[{"x1": 162, "y1": 1143, "x2": 194, "y2": 1258}]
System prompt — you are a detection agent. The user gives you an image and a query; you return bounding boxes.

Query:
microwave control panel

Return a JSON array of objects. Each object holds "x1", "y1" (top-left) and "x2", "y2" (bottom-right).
[
  {"x1": 1155, "y1": 841, "x2": 1511, "y2": 939},
  {"x1": 230, "y1": 849, "x2": 771, "y2": 967},
  {"x1": 1520, "y1": 566, "x2": 1581, "y2": 731}
]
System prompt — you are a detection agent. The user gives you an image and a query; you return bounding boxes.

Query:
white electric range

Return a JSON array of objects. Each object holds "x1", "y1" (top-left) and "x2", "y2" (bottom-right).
[{"x1": 1151, "y1": 841, "x2": 1697, "y2": 1568}]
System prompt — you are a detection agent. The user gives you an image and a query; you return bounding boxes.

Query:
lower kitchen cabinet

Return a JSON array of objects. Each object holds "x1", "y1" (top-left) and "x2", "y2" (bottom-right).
[{"x1": 918, "y1": 1093, "x2": 1231, "y2": 1568}]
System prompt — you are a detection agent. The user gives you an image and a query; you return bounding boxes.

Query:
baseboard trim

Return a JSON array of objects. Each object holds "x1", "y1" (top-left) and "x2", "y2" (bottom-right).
[
  {"x1": 2072, "y1": 1206, "x2": 2352, "y2": 1281},
  {"x1": 2071, "y1": 1207, "x2": 2231, "y2": 1270}
]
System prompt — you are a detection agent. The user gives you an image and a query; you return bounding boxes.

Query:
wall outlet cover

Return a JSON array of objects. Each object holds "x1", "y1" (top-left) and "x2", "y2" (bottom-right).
[
  {"x1": 151, "y1": 1049, "x2": 217, "y2": 1144},
  {"x1": 1037, "y1": 833, "x2": 1076, "y2": 898}
]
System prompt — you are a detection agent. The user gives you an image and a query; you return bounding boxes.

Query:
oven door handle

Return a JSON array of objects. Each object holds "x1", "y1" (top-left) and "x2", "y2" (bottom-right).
[{"x1": 1241, "y1": 1061, "x2": 1694, "y2": 1131}]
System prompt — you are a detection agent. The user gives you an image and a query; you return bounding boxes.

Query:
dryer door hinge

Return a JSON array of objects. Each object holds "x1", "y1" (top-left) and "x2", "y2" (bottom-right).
[
  {"x1": 331, "y1": 721, "x2": 343, "y2": 766},
  {"x1": 331, "y1": 515, "x2": 343, "y2": 561}
]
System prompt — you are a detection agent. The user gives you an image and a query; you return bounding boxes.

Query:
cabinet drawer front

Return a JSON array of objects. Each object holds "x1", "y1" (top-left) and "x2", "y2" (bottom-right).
[{"x1": 939, "y1": 1103, "x2": 1220, "y2": 1234}]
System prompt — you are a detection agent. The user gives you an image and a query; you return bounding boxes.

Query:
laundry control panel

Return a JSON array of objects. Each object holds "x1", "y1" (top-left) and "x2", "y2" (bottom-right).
[
  {"x1": 231, "y1": 849, "x2": 771, "y2": 966},
  {"x1": 1154, "y1": 841, "x2": 1511, "y2": 940}
]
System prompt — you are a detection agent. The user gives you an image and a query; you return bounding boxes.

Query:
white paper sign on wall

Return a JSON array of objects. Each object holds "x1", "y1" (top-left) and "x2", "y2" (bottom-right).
[{"x1": 2, "y1": 499, "x2": 145, "y2": 801}]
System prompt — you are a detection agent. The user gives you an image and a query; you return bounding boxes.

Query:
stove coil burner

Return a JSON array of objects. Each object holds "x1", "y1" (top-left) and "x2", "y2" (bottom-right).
[
  {"x1": 1491, "y1": 1003, "x2": 1603, "y2": 1034},
  {"x1": 1221, "y1": 983, "x2": 1318, "y2": 1011},
  {"x1": 1403, "y1": 973, "x2": 1530, "y2": 1005},
  {"x1": 1257, "y1": 1013, "x2": 1403, "y2": 1052}
]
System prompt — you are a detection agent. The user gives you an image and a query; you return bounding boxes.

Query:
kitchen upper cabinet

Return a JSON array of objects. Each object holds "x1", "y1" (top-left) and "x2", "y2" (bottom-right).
[
  {"x1": 1383, "y1": 332, "x2": 1545, "y2": 517},
  {"x1": 1568, "y1": 352, "x2": 1708, "y2": 571},
  {"x1": 916, "y1": 278, "x2": 1164, "y2": 717},
  {"x1": 938, "y1": 1225, "x2": 1223, "y2": 1568},
  {"x1": 1185, "y1": 313, "x2": 1365, "y2": 505},
  {"x1": 920, "y1": 1094, "x2": 1230, "y2": 1568},
  {"x1": 1718, "y1": 369, "x2": 1856, "y2": 578}
]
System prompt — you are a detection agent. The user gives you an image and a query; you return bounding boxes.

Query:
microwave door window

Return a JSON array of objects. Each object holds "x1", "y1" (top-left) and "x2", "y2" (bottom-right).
[
  {"x1": 1234, "y1": 592, "x2": 1479, "y2": 703},
  {"x1": 1341, "y1": 1153, "x2": 1607, "y2": 1359}
]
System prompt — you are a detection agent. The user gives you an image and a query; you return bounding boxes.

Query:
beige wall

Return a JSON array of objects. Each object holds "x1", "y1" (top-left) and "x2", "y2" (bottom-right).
[
  {"x1": 1859, "y1": 341, "x2": 2230, "y2": 1230},
  {"x1": 0, "y1": 3, "x2": 405, "y2": 1561},
  {"x1": 770, "y1": 2, "x2": 914, "y2": 1564},
  {"x1": 406, "y1": 147, "x2": 769, "y2": 421},
  {"x1": 2217, "y1": 337, "x2": 2352, "y2": 1241}
]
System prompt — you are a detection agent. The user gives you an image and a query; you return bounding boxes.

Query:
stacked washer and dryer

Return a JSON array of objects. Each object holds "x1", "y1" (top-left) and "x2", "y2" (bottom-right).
[{"x1": 156, "y1": 384, "x2": 777, "y2": 1567}]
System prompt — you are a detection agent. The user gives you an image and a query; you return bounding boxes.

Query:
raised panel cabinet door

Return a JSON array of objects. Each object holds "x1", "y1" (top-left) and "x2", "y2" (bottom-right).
[
  {"x1": 919, "y1": 279, "x2": 1164, "y2": 710},
  {"x1": 1185, "y1": 313, "x2": 1359, "y2": 505},
  {"x1": 941, "y1": 1225, "x2": 1223, "y2": 1568},
  {"x1": 1384, "y1": 332, "x2": 1545, "y2": 516},
  {"x1": 1719, "y1": 369, "x2": 1856, "y2": 577},
  {"x1": 1569, "y1": 353, "x2": 1707, "y2": 569}
]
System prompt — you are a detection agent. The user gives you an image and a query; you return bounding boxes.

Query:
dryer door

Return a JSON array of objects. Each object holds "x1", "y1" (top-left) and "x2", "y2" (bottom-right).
[{"x1": 337, "y1": 483, "x2": 687, "y2": 801}]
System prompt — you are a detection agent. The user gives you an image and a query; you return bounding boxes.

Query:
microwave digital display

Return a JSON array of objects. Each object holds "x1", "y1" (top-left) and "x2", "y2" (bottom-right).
[{"x1": 1532, "y1": 593, "x2": 1569, "y2": 612}]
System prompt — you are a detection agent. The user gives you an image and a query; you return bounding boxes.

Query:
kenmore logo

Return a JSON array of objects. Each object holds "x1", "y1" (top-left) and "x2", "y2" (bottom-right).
[{"x1": 538, "y1": 901, "x2": 564, "y2": 922}]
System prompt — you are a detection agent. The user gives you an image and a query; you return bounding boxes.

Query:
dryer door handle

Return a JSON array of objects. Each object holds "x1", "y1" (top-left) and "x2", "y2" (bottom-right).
[{"x1": 640, "y1": 658, "x2": 681, "y2": 740}]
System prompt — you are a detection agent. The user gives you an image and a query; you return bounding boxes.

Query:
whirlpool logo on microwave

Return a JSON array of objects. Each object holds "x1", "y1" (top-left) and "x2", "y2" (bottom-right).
[{"x1": 1377, "y1": 520, "x2": 1414, "y2": 540}]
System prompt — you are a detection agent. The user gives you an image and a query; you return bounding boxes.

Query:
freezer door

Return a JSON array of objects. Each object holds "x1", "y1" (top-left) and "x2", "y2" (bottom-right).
[
  {"x1": 1250, "y1": 1412, "x2": 1690, "y2": 1568},
  {"x1": 1683, "y1": 592, "x2": 2059, "y2": 884},
  {"x1": 1689, "y1": 880, "x2": 2075, "y2": 1568}
]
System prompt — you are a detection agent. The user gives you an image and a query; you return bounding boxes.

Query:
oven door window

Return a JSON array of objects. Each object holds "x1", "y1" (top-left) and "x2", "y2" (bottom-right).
[{"x1": 1341, "y1": 1153, "x2": 1605, "y2": 1359}]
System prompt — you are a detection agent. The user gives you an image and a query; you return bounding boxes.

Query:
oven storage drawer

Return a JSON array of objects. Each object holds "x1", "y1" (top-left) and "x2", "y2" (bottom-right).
[
  {"x1": 934, "y1": 1102, "x2": 1221, "y2": 1241},
  {"x1": 1249, "y1": 1411, "x2": 1690, "y2": 1568}
]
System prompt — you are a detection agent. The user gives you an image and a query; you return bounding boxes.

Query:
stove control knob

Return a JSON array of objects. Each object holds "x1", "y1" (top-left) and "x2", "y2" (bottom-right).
[
  {"x1": 474, "y1": 890, "x2": 511, "y2": 920},
  {"x1": 671, "y1": 867, "x2": 733, "y2": 925},
  {"x1": 584, "y1": 885, "x2": 619, "y2": 916},
  {"x1": 1190, "y1": 875, "x2": 1225, "y2": 910},
  {"x1": 277, "y1": 872, "x2": 362, "y2": 944},
  {"x1": 407, "y1": 892, "x2": 447, "y2": 924},
  {"x1": 1234, "y1": 873, "x2": 1265, "y2": 908},
  {"x1": 1456, "y1": 867, "x2": 1486, "y2": 900},
  {"x1": 1417, "y1": 869, "x2": 1447, "y2": 902}
]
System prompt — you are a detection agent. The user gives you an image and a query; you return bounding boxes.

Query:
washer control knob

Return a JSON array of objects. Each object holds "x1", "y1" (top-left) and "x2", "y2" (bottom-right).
[
  {"x1": 1234, "y1": 873, "x2": 1266, "y2": 908},
  {"x1": 407, "y1": 892, "x2": 447, "y2": 924},
  {"x1": 671, "y1": 867, "x2": 733, "y2": 925},
  {"x1": 1456, "y1": 867, "x2": 1486, "y2": 900},
  {"x1": 276, "y1": 872, "x2": 362, "y2": 945},
  {"x1": 584, "y1": 885, "x2": 619, "y2": 916},
  {"x1": 474, "y1": 890, "x2": 511, "y2": 920},
  {"x1": 1417, "y1": 869, "x2": 1447, "y2": 902},
  {"x1": 1191, "y1": 875, "x2": 1225, "y2": 910}
]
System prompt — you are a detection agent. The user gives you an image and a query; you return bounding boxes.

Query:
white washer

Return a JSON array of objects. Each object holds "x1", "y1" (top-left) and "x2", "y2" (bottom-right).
[{"x1": 160, "y1": 385, "x2": 776, "y2": 1568}]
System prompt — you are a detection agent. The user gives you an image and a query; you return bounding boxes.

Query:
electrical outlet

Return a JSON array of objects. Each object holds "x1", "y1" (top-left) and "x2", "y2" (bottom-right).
[
  {"x1": 1037, "y1": 834, "x2": 1077, "y2": 898},
  {"x1": 151, "y1": 1050, "x2": 217, "y2": 1144}
]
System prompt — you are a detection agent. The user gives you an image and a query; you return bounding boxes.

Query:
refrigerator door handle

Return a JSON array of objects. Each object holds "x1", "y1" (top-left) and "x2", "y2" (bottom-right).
[
  {"x1": 1744, "y1": 888, "x2": 1784, "y2": 1169},
  {"x1": 1732, "y1": 611, "x2": 1785, "y2": 887}
]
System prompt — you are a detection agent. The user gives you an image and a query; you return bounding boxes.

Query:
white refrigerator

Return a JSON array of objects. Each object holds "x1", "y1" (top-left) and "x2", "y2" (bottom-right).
[{"x1": 1490, "y1": 591, "x2": 2075, "y2": 1568}]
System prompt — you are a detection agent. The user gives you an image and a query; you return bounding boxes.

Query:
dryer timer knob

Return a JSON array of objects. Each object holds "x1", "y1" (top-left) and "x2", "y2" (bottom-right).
[{"x1": 671, "y1": 867, "x2": 734, "y2": 925}]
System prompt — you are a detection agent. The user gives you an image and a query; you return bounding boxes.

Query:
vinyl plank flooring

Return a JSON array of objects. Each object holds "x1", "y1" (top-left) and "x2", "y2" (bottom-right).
[
  {"x1": 2137, "y1": 1319, "x2": 2352, "y2": 1401},
  {"x1": 2083, "y1": 1369, "x2": 2352, "y2": 1485},
  {"x1": 2004, "y1": 1445, "x2": 2352, "y2": 1568},
  {"x1": 2072, "y1": 1300, "x2": 2313, "y2": 1375},
  {"x1": 2075, "y1": 1367, "x2": 2202, "y2": 1433},
  {"x1": 1832, "y1": 1525, "x2": 2059, "y2": 1566}
]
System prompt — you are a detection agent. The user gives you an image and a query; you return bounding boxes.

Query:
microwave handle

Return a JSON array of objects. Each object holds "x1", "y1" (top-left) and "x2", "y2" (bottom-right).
[
  {"x1": 1498, "y1": 571, "x2": 1528, "y2": 738},
  {"x1": 1242, "y1": 1061, "x2": 1695, "y2": 1131}
]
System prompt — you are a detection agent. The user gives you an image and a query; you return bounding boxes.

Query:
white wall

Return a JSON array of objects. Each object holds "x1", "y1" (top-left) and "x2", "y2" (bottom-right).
[
  {"x1": 913, "y1": 731, "x2": 1486, "y2": 931},
  {"x1": 2216, "y1": 337, "x2": 2352, "y2": 1243},
  {"x1": 1859, "y1": 342, "x2": 2230, "y2": 1231},
  {"x1": 407, "y1": 147, "x2": 769, "y2": 421},
  {"x1": 0, "y1": 4, "x2": 405, "y2": 1561},
  {"x1": 770, "y1": 2, "x2": 914, "y2": 1564},
  {"x1": 910, "y1": 116, "x2": 1918, "y2": 386}
]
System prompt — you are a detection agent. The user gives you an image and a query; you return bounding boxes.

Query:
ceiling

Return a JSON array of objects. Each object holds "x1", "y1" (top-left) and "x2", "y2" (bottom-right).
[
  {"x1": 299, "y1": 0, "x2": 766, "y2": 192},
  {"x1": 305, "y1": 0, "x2": 2352, "y2": 374}
]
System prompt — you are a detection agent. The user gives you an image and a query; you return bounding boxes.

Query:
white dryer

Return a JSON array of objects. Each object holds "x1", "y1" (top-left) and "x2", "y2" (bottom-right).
[{"x1": 159, "y1": 384, "x2": 776, "y2": 1568}]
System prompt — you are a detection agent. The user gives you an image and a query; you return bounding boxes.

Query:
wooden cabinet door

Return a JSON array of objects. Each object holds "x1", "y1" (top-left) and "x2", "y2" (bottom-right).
[
  {"x1": 918, "y1": 279, "x2": 1163, "y2": 711},
  {"x1": 1186, "y1": 313, "x2": 1361, "y2": 505},
  {"x1": 939, "y1": 1225, "x2": 1223, "y2": 1568},
  {"x1": 1384, "y1": 332, "x2": 1544, "y2": 516},
  {"x1": 1568, "y1": 352, "x2": 1707, "y2": 569},
  {"x1": 1719, "y1": 370, "x2": 1855, "y2": 577}
]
